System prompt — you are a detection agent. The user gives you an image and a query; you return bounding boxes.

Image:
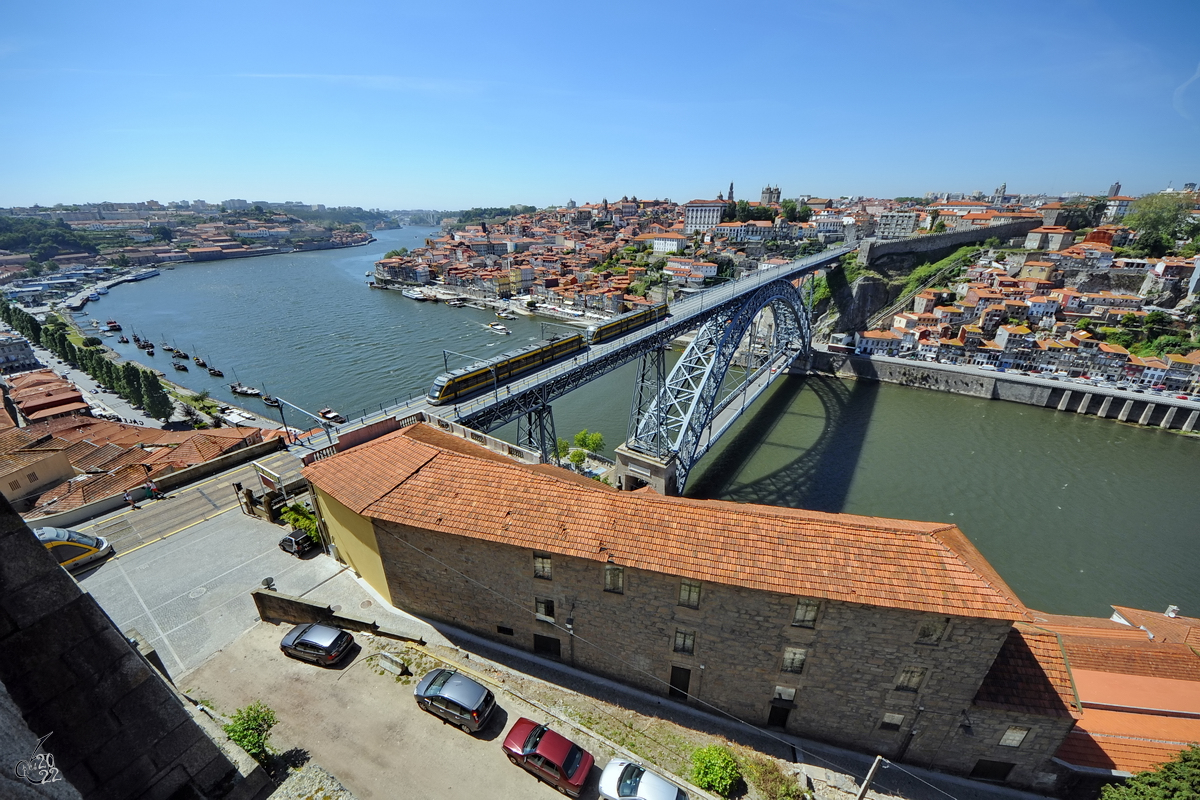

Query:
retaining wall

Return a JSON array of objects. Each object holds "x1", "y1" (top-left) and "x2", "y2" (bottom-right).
[
  {"x1": 857, "y1": 219, "x2": 1043, "y2": 267},
  {"x1": 251, "y1": 589, "x2": 425, "y2": 644},
  {"x1": 812, "y1": 352, "x2": 1200, "y2": 433}
]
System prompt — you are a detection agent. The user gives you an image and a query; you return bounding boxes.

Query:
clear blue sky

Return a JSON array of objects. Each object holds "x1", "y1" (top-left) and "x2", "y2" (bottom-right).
[{"x1": 2, "y1": 0, "x2": 1198, "y2": 209}]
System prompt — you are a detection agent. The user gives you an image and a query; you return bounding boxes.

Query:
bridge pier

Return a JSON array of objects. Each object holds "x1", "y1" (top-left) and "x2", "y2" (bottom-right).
[
  {"x1": 1118, "y1": 400, "x2": 1134, "y2": 421},
  {"x1": 1160, "y1": 406, "x2": 1177, "y2": 430},
  {"x1": 1184, "y1": 410, "x2": 1199, "y2": 432},
  {"x1": 1098, "y1": 396, "x2": 1113, "y2": 418},
  {"x1": 1057, "y1": 391, "x2": 1073, "y2": 411},
  {"x1": 614, "y1": 444, "x2": 680, "y2": 496},
  {"x1": 1076, "y1": 393, "x2": 1093, "y2": 414},
  {"x1": 1139, "y1": 403, "x2": 1156, "y2": 426}
]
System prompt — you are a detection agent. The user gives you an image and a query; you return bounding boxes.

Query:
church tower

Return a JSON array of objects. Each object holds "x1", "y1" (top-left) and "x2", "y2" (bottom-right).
[{"x1": 729, "y1": 182, "x2": 735, "y2": 203}]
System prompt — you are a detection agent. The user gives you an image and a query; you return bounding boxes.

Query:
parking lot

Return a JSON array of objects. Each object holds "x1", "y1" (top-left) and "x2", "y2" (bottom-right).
[{"x1": 184, "y1": 622, "x2": 622, "y2": 800}]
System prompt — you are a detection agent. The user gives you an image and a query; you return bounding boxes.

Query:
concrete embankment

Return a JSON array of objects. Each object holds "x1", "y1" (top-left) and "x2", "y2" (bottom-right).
[{"x1": 811, "y1": 350, "x2": 1200, "y2": 434}]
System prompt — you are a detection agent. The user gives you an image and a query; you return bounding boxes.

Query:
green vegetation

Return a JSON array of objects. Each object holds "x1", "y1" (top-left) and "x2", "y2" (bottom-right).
[
  {"x1": 1093, "y1": 310, "x2": 1199, "y2": 357},
  {"x1": 280, "y1": 503, "x2": 320, "y2": 544},
  {"x1": 690, "y1": 745, "x2": 743, "y2": 797},
  {"x1": 383, "y1": 248, "x2": 409, "y2": 258},
  {"x1": 796, "y1": 204, "x2": 812, "y2": 223},
  {"x1": 1124, "y1": 193, "x2": 1199, "y2": 257},
  {"x1": 722, "y1": 200, "x2": 776, "y2": 223},
  {"x1": 456, "y1": 205, "x2": 537, "y2": 224},
  {"x1": 902, "y1": 245, "x2": 977, "y2": 295},
  {"x1": 573, "y1": 429, "x2": 605, "y2": 454},
  {"x1": 0, "y1": 217, "x2": 100, "y2": 259},
  {"x1": 81, "y1": 336, "x2": 103, "y2": 347},
  {"x1": 893, "y1": 196, "x2": 933, "y2": 205},
  {"x1": 223, "y1": 702, "x2": 278, "y2": 764},
  {"x1": 1100, "y1": 745, "x2": 1200, "y2": 800},
  {"x1": 0, "y1": 301, "x2": 175, "y2": 420},
  {"x1": 743, "y1": 756, "x2": 811, "y2": 800}
]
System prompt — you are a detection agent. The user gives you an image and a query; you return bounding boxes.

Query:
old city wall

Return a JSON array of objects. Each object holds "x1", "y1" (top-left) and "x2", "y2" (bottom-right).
[
  {"x1": 857, "y1": 219, "x2": 1044, "y2": 269},
  {"x1": 369, "y1": 519, "x2": 1065, "y2": 783},
  {"x1": 0, "y1": 498, "x2": 271, "y2": 800}
]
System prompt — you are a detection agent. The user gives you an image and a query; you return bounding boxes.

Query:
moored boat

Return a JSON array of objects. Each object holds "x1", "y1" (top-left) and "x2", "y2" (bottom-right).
[
  {"x1": 96, "y1": 287, "x2": 109, "y2": 295},
  {"x1": 262, "y1": 395, "x2": 281, "y2": 408},
  {"x1": 496, "y1": 310, "x2": 517, "y2": 320},
  {"x1": 88, "y1": 293, "x2": 100, "y2": 301},
  {"x1": 401, "y1": 288, "x2": 427, "y2": 300},
  {"x1": 118, "y1": 336, "x2": 129, "y2": 343},
  {"x1": 105, "y1": 319, "x2": 120, "y2": 330},
  {"x1": 230, "y1": 382, "x2": 261, "y2": 397},
  {"x1": 146, "y1": 348, "x2": 155, "y2": 356},
  {"x1": 173, "y1": 362, "x2": 188, "y2": 371},
  {"x1": 446, "y1": 298, "x2": 466, "y2": 307},
  {"x1": 208, "y1": 367, "x2": 224, "y2": 377},
  {"x1": 318, "y1": 407, "x2": 347, "y2": 424},
  {"x1": 193, "y1": 356, "x2": 207, "y2": 367}
]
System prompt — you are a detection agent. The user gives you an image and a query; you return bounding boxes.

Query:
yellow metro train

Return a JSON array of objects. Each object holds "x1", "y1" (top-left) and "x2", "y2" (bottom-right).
[{"x1": 427, "y1": 303, "x2": 669, "y2": 405}]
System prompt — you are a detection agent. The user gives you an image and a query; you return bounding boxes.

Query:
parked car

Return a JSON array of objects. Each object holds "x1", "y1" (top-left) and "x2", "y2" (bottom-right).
[
  {"x1": 502, "y1": 718, "x2": 595, "y2": 797},
  {"x1": 599, "y1": 758, "x2": 688, "y2": 800},
  {"x1": 33, "y1": 526, "x2": 113, "y2": 571},
  {"x1": 414, "y1": 668, "x2": 497, "y2": 733},
  {"x1": 278, "y1": 530, "x2": 316, "y2": 557},
  {"x1": 279, "y1": 623, "x2": 354, "y2": 666}
]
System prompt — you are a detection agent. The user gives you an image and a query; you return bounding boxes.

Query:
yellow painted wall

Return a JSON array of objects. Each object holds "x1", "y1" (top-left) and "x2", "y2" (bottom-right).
[{"x1": 312, "y1": 486, "x2": 392, "y2": 604}]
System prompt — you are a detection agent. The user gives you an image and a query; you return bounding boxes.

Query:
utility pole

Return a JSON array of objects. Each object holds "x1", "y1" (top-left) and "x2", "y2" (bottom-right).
[{"x1": 854, "y1": 755, "x2": 884, "y2": 800}]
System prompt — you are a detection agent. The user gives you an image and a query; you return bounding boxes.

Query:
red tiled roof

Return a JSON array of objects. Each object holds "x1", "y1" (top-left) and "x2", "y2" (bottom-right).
[
  {"x1": 1073, "y1": 669, "x2": 1200, "y2": 716},
  {"x1": 1055, "y1": 710, "x2": 1200, "y2": 774},
  {"x1": 305, "y1": 424, "x2": 1030, "y2": 620},
  {"x1": 974, "y1": 623, "x2": 1080, "y2": 717},
  {"x1": 1112, "y1": 606, "x2": 1200, "y2": 646}
]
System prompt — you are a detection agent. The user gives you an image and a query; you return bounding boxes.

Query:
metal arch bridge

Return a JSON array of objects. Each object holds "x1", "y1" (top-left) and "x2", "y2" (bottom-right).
[
  {"x1": 448, "y1": 244, "x2": 854, "y2": 492},
  {"x1": 306, "y1": 245, "x2": 852, "y2": 492}
]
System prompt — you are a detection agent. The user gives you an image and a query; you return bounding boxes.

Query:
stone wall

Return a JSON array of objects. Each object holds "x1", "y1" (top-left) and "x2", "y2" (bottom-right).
[
  {"x1": 857, "y1": 219, "x2": 1043, "y2": 268},
  {"x1": 0, "y1": 497, "x2": 272, "y2": 800},
  {"x1": 369, "y1": 520, "x2": 1078, "y2": 785},
  {"x1": 251, "y1": 589, "x2": 424, "y2": 644}
]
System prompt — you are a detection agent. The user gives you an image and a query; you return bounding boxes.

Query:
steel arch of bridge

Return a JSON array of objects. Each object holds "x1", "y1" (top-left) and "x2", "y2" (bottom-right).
[{"x1": 627, "y1": 278, "x2": 811, "y2": 494}]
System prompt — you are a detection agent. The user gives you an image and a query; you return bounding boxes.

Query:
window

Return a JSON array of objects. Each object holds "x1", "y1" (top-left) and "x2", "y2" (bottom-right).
[
  {"x1": 604, "y1": 565, "x2": 624, "y2": 594},
  {"x1": 534, "y1": 597, "x2": 555, "y2": 622},
  {"x1": 8, "y1": 479, "x2": 19, "y2": 491},
  {"x1": 895, "y1": 666, "x2": 927, "y2": 693},
  {"x1": 781, "y1": 647, "x2": 808, "y2": 674},
  {"x1": 916, "y1": 617, "x2": 949, "y2": 644},
  {"x1": 999, "y1": 726, "x2": 1030, "y2": 747},
  {"x1": 673, "y1": 629, "x2": 695, "y2": 654},
  {"x1": 25, "y1": 471, "x2": 37, "y2": 483},
  {"x1": 678, "y1": 578, "x2": 701, "y2": 609},
  {"x1": 496, "y1": 626, "x2": 514, "y2": 636},
  {"x1": 533, "y1": 553, "x2": 552, "y2": 580},
  {"x1": 792, "y1": 598, "x2": 819, "y2": 627},
  {"x1": 880, "y1": 713, "x2": 905, "y2": 732}
]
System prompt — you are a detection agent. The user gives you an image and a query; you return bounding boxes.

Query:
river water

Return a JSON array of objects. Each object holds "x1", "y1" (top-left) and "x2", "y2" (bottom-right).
[{"x1": 88, "y1": 228, "x2": 1199, "y2": 617}]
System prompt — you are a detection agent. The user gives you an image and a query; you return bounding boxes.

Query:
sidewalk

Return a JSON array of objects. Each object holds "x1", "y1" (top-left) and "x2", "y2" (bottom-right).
[{"x1": 269, "y1": 571, "x2": 1052, "y2": 800}]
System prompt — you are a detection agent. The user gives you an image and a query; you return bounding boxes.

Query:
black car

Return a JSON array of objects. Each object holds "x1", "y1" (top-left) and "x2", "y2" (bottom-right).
[
  {"x1": 414, "y1": 668, "x2": 497, "y2": 733},
  {"x1": 279, "y1": 530, "x2": 316, "y2": 557},
  {"x1": 279, "y1": 623, "x2": 354, "y2": 666}
]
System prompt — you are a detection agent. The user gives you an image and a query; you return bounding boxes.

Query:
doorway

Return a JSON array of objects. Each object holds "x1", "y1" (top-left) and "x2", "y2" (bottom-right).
[
  {"x1": 669, "y1": 666, "x2": 691, "y2": 700},
  {"x1": 533, "y1": 634, "x2": 561, "y2": 660},
  {"x1": 767, "y1": 704, "x2": 791, "y2": 728}
]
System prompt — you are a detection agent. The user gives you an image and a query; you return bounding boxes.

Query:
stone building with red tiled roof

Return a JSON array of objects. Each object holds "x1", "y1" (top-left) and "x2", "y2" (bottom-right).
[{"x1": 304, "y1": 423, "x2": 1090, "y2": 792}]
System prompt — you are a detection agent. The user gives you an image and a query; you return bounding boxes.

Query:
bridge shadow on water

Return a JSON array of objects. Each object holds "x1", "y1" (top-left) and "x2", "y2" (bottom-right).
[{"x1": 685, "y1": 374, "x2": 878, "y2": 513}]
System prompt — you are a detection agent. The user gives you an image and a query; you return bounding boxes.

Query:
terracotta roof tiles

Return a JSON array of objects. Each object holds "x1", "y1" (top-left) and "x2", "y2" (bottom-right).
[
  {"x1": 305, "y1": 425, "x2": 1029, "y2": 620},
  {"x1": 974, "y1": 623, "x2": 1080, "y2": 718}
]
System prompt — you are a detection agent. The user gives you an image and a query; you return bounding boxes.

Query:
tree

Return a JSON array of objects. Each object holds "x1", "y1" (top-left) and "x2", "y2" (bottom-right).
[
  {"x1": 383, "y1": 248, "x2": 409, "y2": 258},
  {"x1": 82, "y1": 336, "x2": 102, "y2": 347},
  {"x1": 796, "y1": 205, "x2": 812, "y2": 223},
  {"x1": 781, "y1": 199, "x2": 799, "y2": 223},
  {"x1": 933, "y1": 219, "x2": 947, "y2": 233},
  {"x1": 573, "y1": 429, "x2": 604, "y2": 454},
  {"x1": 1120, "y1": 313, "x2": 1140, "y2": 328},
  {"x1": 1100, "y1": 744, "x2": 1200, "y2": 800},
  {"x1": 555, "y1": 438, "x2": 571, "y2": 460},
  {"x1": 141, "y1": 371, "x2": 174, "y2": 420},
  {"x1": 1075, "y1": 318, "x2": 1094, "y2": 330},
  {"x1": 120, "y1": 362, "x2": 145, "y2": 407},
  {"x1": 151, "y1": 225, "x2": 174, "y2": 242},
  {"x1": 1125, "y1": 193, "x2": 1196, "y2": 257},
  {"x1": 568, "y1": 449, "x2": 587, "y2": 470},
  {"x1": 223, "y1": 702, "x2": 277, "y2": 764}
]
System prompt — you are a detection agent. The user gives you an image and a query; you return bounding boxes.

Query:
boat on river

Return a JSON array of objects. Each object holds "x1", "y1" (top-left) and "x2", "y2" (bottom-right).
[
  {"x1": 495, "y1": 310, "x2": 517, "y2": 320},
  {"x1": 88, "y1": 293, "x2": 100, "y2": 301},
  {"x1": 105, "y1": 319, "x2": 121, "y2": 331},
  {"x1": 118, "y1": 336, "x2": 129, "y2": 344},
  {"x1": 262, "y1": 395, "x2": 281, "y2": 408},
  {"x1": 446, "y1": 298, "x2": 466, "y2": 308},
  {"x1": 318, "y1": 407, "x2": 347, "y2": 424},
  {"x1": 208, "y1": 367, "x2": 224, "y2": 378},
  {"x1": 401, "y1": 288, "x2": 427, "y2": 300},
  {"x1": 230, "y1": 382, "x2": 261, "y2": 397},
  {"x1": 173, "y1": 350, "x2": 189, "y2": 360},
  {"x1": 96, "y1": 287, "x2": 109, "y2": 295},
  {"x1": 146, "y1": 348, "x2": 155, "y2": 356},
  {"x1": 488, "y1": 322, "x2": 512, "y2": 335},
  {"x1": 193, "y1": 356, "x2": 207, "y2": 367},
  {"x1": 173, "y1": 362, "x2": 188, "y2": 371}
]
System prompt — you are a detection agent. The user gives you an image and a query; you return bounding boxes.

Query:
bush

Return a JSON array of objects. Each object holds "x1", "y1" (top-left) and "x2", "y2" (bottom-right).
[
  {"x1": 691, "y1": 745, "x2": 742, "y2": 797},
  {"x1": 82, "y1": 336, "x2": 102, "y2": 347},
  {"x1": 280, "y1": 503, "x2": 320, "y2": 543},
  {"x1": 223, "y1": 701, "x2": 277, "y2": 763},
  {"x1": 744, "y1": 756, "x2": 810, "y2": 800}
]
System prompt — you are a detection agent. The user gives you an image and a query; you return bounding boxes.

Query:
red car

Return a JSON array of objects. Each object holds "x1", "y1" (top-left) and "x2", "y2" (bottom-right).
[{"x1": 501, "y1": 717, "x2": 595, "y2": 797}]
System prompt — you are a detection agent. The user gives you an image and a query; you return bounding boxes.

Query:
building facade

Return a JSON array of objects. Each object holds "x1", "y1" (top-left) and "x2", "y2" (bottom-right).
[{"x1": 305, "y1": 423, "x2": 1081, "y2": 793}]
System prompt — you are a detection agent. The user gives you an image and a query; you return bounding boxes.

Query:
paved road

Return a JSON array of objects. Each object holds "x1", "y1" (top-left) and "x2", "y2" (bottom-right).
[{"x1": 75, "y1": 449, "x2": 304, "y2": 555}]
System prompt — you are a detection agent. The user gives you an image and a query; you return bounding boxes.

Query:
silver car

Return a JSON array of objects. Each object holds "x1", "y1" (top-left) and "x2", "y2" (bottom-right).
[
  {"x1": 413, "y1": 668, "x2": 496, "y2": 734},
  {"x1": 599, "y1": 758, "x2": 688, "y2": 800}
]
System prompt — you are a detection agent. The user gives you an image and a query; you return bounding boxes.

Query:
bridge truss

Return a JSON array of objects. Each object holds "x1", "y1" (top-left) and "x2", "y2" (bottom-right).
[{"x1": 625, "y1": 278, "x2": 812, "y2": 494}]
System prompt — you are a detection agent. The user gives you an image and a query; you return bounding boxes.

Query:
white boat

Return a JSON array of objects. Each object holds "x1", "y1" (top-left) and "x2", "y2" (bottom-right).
[
  {"x1": 446, "y1": 298, "x2": 466, "y2": 308},
  {"x1": 229, "y1": 382, "x2": 261, "y2": 397},
  {"x1": 488, "y1": 322, "x2": 512, "y2": 335},
  {"x1": 96, "y1": 286, "x2": 109, "y2": 295},
  {"x1": 495, "y1": 310, "x2": 517, "y2": 320},
  {"x1": 401, "y1": 288, "x2": 428, "y2": 300}
]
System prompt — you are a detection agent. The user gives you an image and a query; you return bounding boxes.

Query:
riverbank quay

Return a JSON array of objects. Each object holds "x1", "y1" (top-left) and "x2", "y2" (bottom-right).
[{"x1": 810, "y1": 348, "x2": 1200, "y2": 434}]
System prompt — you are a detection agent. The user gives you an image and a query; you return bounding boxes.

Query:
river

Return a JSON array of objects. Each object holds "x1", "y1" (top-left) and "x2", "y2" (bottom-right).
[{"x1": 86, "y1": 227, "x2": 1199, "y2": 618}]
